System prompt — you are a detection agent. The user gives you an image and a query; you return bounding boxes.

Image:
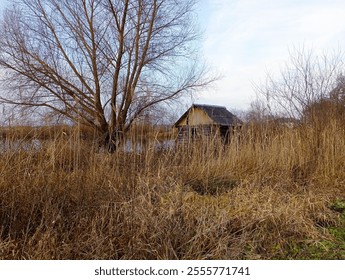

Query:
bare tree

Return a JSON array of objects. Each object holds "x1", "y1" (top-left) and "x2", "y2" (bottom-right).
[
  {"x1": 0, "y1": 0, "x2": 212, "y2": 151},
  {"x1": 303, "y1": 75, "x2": 345, "y2": 125},
  {"x1": 245, "y1": 98, "x2": 271, "y2": 122},
  {"x1": 255, "y1": 47, "x2": 344, "y2": 119}
]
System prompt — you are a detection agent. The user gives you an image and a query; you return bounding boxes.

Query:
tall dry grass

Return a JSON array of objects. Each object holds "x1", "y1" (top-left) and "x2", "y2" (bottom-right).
[{"x1": 0, "y1": 121, "x2": 344, "y2": 259}]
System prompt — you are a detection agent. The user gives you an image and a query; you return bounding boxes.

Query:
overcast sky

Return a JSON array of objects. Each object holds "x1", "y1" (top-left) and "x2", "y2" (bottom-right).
[
  {"x1": 1, "y1": 0, "x2": 345, "y2": 112},
  {"x1": 196, "y1": 0, "x2": 345, "y2": 111}
]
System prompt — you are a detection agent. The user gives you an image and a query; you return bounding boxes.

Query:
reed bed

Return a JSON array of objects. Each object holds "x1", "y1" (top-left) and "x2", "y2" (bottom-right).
[{"x1": 0, "y1": 122, "x2": 344, "y2": 259}]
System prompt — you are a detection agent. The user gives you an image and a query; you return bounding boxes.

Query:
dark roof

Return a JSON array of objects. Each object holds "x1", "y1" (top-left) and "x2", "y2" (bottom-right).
[
  {"x1": 274, "y1": 117, "x2": 300, "y2": 123},
  {"x1": 175, "y1": 104, "x2": 242, "y2": 127}
]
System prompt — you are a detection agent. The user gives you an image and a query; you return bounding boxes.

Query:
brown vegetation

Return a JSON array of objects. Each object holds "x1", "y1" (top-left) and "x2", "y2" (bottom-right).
[{"x1": 0, "y1": 121, "x2": 345, "y2": 259}]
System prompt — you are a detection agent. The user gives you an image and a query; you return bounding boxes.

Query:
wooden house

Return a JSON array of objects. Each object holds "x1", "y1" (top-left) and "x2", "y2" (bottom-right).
[{"x1": 174, "y1": 104, "x2": 242, "y2": 143}]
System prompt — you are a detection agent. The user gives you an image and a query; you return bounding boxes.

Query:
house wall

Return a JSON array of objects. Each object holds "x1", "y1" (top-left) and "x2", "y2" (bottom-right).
[
  {"x1": 176, "y1": 124, "x2": 217, "y2": 143},
  {"x1": 178, "y1": 107, "x2": 214, "y2": 126}
]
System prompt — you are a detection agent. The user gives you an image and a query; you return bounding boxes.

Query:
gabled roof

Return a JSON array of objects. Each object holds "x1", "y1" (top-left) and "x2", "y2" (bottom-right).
[{"x1": 174, "y1": 104, "x2": 242, "y2": 127}]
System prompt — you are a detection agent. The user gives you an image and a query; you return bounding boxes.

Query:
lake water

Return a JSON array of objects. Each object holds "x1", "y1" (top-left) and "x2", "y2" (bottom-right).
[
  {"x1": 0, "y1": 138, "x2": 41, "y2": 152},
  {"x1": 0, "y1": 138, "x2": 176, "y2": 153}
]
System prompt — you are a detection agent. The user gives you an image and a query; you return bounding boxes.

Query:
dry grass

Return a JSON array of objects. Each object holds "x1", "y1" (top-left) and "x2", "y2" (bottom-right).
[{"x1": 0, "y1": 121, "x2": 344, "y2": 259}]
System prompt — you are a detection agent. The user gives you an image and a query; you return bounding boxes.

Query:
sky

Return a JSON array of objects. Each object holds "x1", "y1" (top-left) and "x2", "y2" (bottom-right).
[
  {"x1": 195, "y1": 0, "x2": 345, "y2": 111},
  {"x1": 1, "y1": 0, "x2": 345, "y2": 112}
]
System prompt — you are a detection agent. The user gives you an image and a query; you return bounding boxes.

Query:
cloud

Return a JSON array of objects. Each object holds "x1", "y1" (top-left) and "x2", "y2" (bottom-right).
[{"x1": 196, "y1": 0, "x2": 345, "y2": 110}]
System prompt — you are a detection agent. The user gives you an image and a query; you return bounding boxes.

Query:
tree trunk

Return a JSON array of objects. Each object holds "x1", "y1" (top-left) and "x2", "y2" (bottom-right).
[{"x1": 96, "y1": 124, "x2": 126, "y2": 153}]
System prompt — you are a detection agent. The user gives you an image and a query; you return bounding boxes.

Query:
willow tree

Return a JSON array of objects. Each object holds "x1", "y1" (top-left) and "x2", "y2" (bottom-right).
[{"x1": 0, "y1": 0, "x2": 210, "y2": 151}]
